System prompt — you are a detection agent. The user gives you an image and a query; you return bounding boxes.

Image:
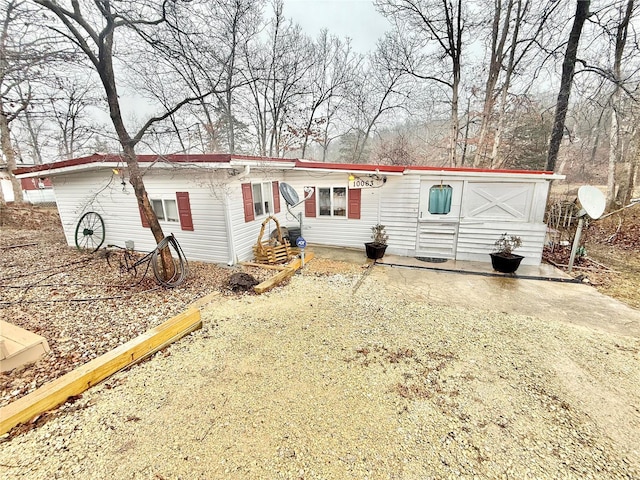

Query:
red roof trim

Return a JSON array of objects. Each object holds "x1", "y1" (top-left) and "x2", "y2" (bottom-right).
[
  {"x1": 294, "y1": 161, "x2": 406, "y2": 173},
  {"x1": 13, "y1": 153, "x2": 555, "y2": 177},
  {"x1": 13, "y1": 153, "x2": 297, "y2": 175},
  {"x1": 405, "y1": 165, "x2": 555, "y2": 175}
]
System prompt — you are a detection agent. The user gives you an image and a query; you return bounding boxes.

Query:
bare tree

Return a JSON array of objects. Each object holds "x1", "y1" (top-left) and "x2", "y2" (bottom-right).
[
  {"x1": 376, "y1": 0, "x2": 466, "y2": 166},
  {"x1": 605, "y1": 0, "x2": 635, "y2": 207},
  {"x1": 214, "y1": 0, "x2": 263, "y2": 153},
  {"x1": 33, "y1": 0, "x2": 229, "y2": 279},
  {"x1": 1, "y1": 0, "x2": 53, "y2": 202},
  {"x1": 242, "y1": 0, "x2": 313, "y2": 157},
  {"x1": 341, "y1": 34, "x2": 410, "y2": 163},
  {"x1": 48, "y1": 74, "x2": 98, "y2": 159},
  {"x1": 473, "y1": 0, "x2": 515, "y2": 166},
  {"x1": 546, "y1": 0, "x2": 590, "y2": 172},
  {"x1": 298, "y1": 31, "x2": 358, "y2": 158}
]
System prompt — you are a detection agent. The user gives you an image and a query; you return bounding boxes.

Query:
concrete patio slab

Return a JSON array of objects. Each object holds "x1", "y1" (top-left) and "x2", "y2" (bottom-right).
[{"x1": 310, "y1": 245, "x2": 640, "y2": 338}]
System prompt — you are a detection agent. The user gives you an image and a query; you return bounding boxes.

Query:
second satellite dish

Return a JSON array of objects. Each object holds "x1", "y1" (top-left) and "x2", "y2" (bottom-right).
[{"x1": 577, "y1": 185, "x2": 606, "y2": 219}]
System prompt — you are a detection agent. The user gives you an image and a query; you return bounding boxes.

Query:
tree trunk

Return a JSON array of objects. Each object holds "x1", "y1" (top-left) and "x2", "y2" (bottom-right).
[
  {"x1": 606, "y1": 103, "x2": 619, "y2": 206},
  {"x1": 91, "y1": 13, "x2": 172, "y2": 280},
  {"x1": 449, "y1": 81, "x2": 460, "y2": 167},
  {"x1": 546, "y1": 0, "x2": 589, "y2": 172},
  {"x1": 615, "y1": 127, "x2": 638, "y2": 205},
  {"x1": 0, "y1": 110, "x2": 23, "y2": 203},
  {"x1": 474, "y1": 0, "x2": 514, "y2": 167},
  {"x1": 606, "y1": 0, "x2": 634, "y2": 208},
  {"x1": 23, "y1": 109, "x2": 44, "y2": 164},
  {"x1": 460, "y1": 95, "x2": 472, "y2": 166}
]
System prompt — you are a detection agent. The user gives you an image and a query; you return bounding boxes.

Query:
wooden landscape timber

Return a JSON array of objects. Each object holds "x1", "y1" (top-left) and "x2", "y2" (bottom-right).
[
  {"x1": 254, "y1": 251, "x2": 315, "y2": 294},
  {"x1": 1, "y1": 251, "x2": 313, "y2": 434},
  {"x1": 0, "y1": 308, "x2": 202, "y2": 435},
  {"x1": 239, "y1": 261, "x2": 288, "y2": 271}
]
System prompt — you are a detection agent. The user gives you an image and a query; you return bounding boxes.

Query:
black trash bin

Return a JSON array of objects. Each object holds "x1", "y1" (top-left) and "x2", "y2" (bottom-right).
[{"x1": 287, "y1": 227, "x2": 302, "y2": 245}]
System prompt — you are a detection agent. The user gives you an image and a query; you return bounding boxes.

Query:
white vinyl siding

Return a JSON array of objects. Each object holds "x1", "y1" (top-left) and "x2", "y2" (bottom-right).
[
  {"x1": 379, "y1": 176, "x2": 421, "y2": 256},
  {"x1": 45, "y1": 162, "x2": 556, "y2": 267},
  {"x1": 278, "y1": 173, "x2": 375, "y2": 248},
  {"x1": 456, "y1": 222, "x2": 547, "y2": 265},
  {"x1": 51, "y1": 169, "x2": 228, "y2": 263},
  {"x1": 229, "y1": 179, "x2": 288, "y2": 263}
]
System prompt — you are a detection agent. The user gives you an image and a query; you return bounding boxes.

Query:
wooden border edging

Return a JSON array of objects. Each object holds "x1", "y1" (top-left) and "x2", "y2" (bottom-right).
[
  {"x1": 254, "y1": 251, "x2": 315, "y2": 294},
  {"x1": 0, "y1": 308, "x2": 202, "y2": 435},
  {"x1": 239, "y1": 261, "x2": 288, "y2": 271}
]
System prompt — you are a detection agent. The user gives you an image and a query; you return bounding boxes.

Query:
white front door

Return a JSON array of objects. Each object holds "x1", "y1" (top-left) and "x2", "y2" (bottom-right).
[{"x1": 416, "y1": 180, "x2": 464, "y2": 258}]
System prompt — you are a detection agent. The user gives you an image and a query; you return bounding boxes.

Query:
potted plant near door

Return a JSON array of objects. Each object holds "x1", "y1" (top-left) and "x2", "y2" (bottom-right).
[
  {"x1": 490, "y1": 233, "x2": 524, "y2": 273},
  {"x1": 365, "y1": 224, "x2": 389, "y2": 260}
]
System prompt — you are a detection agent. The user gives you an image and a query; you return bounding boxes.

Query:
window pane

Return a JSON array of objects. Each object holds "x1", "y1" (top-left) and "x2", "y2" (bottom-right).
[
  {"x1": 151, "y1": 199, "x2": 165, "y2": 220},
  {"x1": 253, "y1": 184, "x2": 264, "y2": 216},
  {"x1": 165, "y1": 199, "x2": 179, "y2": 222},
  {"x1": 318, "y1": 188, "x2": 331, "y2": 216},
  {"x1": 333, "y1": 187, "x2": 346, "y2": 216},
  {"x1": 262, "y1": 183, "x2": 271, "y2": 214},
  {"x1": 428, "y1": 185, "x2": 453, "y2": 214}
]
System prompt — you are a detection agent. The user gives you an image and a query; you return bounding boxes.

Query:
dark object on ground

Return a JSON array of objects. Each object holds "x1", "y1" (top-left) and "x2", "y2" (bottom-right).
[
  {"x1": 365, "y1": 243, "x2": 388, "y2": 260},
  {"x1": 228, "y1": 272, "x2": 259, "y2": 291},
  {"x1": 416, "y1": 257, "x2": 448, "y2": 263},
  {"x1": 490, "y1": 253, "x2": 524, "y2": 274}
]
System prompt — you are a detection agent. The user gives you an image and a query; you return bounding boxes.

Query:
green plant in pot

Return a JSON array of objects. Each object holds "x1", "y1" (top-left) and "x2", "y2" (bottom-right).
[
  {"x1": 490, "y1": 233, "x2": 524, "y2": 273},
  {"x1": 365, "y1": 224, "x2": 389, "y2": 260}
]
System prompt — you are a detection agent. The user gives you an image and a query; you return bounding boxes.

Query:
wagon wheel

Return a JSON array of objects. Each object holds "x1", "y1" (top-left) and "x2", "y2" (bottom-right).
[{"x1": 75, "y1": 212, "x2": 105, "y2": 252}]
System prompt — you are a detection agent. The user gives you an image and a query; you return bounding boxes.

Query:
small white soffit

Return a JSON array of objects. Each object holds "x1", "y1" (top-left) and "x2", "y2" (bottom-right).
[
  {"x1": 15, "y1": 162, "x2": 125, "y2": 178},
  {"x1": 229, "y1": 159, "x2": 295, "y2": 169}
]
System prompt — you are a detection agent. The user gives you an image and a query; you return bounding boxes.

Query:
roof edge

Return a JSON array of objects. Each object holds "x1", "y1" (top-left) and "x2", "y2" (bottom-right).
[{"x1": 14, "y1": 153, "x2": 565, "y2": 179}]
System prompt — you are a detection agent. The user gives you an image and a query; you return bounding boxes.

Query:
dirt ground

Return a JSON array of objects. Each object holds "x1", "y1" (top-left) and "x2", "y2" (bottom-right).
[
  {"x1": 0, "y1": 204, "x2": 367, "y2": 412},
  {"x1": 0, "y1": 204, "x2": 275, "y2": 409},
  {"x1": 1, "y1": 265, "x2": 639, "y2": 479},
  {"x1": 0, "y1": 203, "x2": 639, "y2": 479},
  {"x1": 543, "y1": 201, "x2": 640, "y2": 309}
]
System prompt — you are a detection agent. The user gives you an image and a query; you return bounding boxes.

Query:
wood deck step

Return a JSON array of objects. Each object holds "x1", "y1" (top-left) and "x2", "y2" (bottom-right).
[{"x1": 0, "y1": 321, "x2": 50, "y2": 373}]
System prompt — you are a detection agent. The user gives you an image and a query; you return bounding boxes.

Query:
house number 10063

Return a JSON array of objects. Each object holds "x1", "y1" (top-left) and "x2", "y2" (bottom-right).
[{"x1": 352, "y1": 178, "x2": 374, "y2": 188}]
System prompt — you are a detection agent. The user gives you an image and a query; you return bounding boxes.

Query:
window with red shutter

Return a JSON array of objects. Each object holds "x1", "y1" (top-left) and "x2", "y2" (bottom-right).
[
  {"x1": 176, "y1": 192, "x2": 194, "y2": 231},
  {"x1": 241, "y1": 183, "x2": 255, "y2": 222},
  {"x1": 304, "y1": 187, "x2": 316, "y2": 217},
  {"x1": 272, "y1": 181, "x2": 280, "y2": 214}
]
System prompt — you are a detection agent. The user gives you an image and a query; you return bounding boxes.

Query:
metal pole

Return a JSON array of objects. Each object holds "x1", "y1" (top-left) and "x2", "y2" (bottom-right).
[
  {"x1": 299, "y1": 212, "x2": 305, "y2": 267},
  {"x1": 567, "y1": 216, "x2": 584, "y2": 273}
]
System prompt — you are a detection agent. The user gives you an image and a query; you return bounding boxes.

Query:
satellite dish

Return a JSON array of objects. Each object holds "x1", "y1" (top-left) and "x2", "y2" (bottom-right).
[
  {"x1": 278, "y1": 182, "x2": 314, "y2": 239},
  {"x1": 578, "y1": 185, "x2": 606, "y2": 219},
  {"x1": 568, "y1": 185, "x2": 607, "y2": 273},
  {"x1": 279, "y1": 182, "x2": 300, "y2": 207}
]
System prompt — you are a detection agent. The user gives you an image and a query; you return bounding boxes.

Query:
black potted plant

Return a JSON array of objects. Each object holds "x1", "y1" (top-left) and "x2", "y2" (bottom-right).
[
  {"x1": 365, "y1": 224, "x2": 389, "y2": 260},
  {"x1": 490, "y1": 233, "x2": 524, "y2": 273}
]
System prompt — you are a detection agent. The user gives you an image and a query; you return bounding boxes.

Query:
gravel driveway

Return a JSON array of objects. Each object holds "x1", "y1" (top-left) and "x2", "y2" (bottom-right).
[{"x1": 1, "y1": 265, "x2": 639, "y2": 479}]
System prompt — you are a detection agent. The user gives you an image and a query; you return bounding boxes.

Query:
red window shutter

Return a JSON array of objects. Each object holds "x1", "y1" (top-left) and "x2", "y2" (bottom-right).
[
  {"x1": 348, "y1": 188, "x2": 361, "y2": 219},
  {"x1": 304, "y1": 187, "x2": 316, "y2": 217},
  {"x1": 241, "y1": 183, "x2": 255, "y2": 222},
  {"x1": 272, "y1": 181, "x2": 281, "y2": 214},
  {"x1": 176, "y1": 192, "x2": 194, "y2": 231},
  {"x1": 139, "y1": 204, "x2": 150, "y2": 228}
]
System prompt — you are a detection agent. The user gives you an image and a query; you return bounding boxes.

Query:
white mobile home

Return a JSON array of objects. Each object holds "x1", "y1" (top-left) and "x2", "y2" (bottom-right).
[{"x1": 15, "y1": 154, "x2": 562, "y2": 266}]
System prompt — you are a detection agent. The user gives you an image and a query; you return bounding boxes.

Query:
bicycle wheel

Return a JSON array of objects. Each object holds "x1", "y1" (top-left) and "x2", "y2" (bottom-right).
[{"x1": 75, "y1": 212, "x2": 105, "y2": 252}]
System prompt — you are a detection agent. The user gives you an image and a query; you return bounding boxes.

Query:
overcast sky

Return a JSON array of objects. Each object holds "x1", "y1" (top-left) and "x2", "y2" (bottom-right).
[{"x1": 283, "y1": 0, "x2": 390, "y2": 53}]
